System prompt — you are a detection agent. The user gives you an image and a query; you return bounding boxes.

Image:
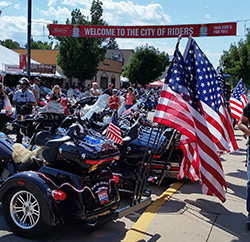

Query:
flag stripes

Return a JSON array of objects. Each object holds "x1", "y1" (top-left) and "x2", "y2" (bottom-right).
[
  {"x1": 106, "y1": 114, "x2": 123, "y2": 145},
  {"x1": 153, "y1": 39, "x2": 236, "y2": 202},
  {"x1": 230, "y1": 79, "x2": 247, "y2": 120}
]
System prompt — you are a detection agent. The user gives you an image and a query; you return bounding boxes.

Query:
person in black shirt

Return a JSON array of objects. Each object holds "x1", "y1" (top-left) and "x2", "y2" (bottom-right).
[
  {"x1": 102, "y1": 83, "x2": 113, "y2": 96},
  {"x1": 49, "y1": 85, "x2": 61, "y2": 102},
  {"x1": 238, "y1": 102, "x2": 250, "y2": 229}
]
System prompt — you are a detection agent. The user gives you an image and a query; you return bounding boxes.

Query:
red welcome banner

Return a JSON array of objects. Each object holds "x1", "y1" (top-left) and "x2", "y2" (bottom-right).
[{"x1": 49, "y1": 22, "x2": 237, "y2": 38}]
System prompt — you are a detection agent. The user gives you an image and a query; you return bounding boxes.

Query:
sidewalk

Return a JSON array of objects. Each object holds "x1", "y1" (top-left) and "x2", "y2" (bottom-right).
[{"x1": 123, "y1": 128, "x2": 250, "y2": 242}]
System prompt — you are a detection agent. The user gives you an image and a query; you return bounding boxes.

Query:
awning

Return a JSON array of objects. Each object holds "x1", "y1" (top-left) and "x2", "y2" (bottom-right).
[{"x1": 149, "y1": 78, "x2": 165, "y2": 87}]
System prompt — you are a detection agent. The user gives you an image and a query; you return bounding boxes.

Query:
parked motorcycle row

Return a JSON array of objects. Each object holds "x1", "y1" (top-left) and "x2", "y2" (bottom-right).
[{"x1": 0, "y1": 87, "x2": 183, "y2": 239}]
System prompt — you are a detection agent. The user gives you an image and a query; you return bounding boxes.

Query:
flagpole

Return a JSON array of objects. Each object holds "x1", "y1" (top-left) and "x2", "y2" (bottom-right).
[
  {"x1": 183, "y1": 36, "x2": 193, "y2": 59},
  {"x1": 175, "y1": 34, "x2": 182, "y2": 49},
  {"x1": 27, "y1": 0, "x2": 32, "y2": 79}
]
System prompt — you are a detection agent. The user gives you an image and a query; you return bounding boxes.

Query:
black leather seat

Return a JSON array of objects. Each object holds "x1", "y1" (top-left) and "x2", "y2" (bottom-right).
[
  {"x1": 46, "y1": 135, "x2": 71, "y2": 149},
  {"x1": 125, "y1": 121, "x2": 140, "y2": 141}
]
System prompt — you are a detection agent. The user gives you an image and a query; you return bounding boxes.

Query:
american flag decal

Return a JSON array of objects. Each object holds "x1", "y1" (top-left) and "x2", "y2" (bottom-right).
[{"x1": 106, "y1": 113, "x2": 123, "y2": 145}]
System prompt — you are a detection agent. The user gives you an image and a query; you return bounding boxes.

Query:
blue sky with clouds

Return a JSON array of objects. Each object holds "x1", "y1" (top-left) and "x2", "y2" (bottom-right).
[{"x1": 0, "y1": 0, "x2": 250, "y2": 67}]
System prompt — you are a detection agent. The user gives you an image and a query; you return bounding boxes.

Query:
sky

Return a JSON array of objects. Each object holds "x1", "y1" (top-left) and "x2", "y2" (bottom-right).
[{"x1": 0, "y1": 0, "x2": 250, "y2": 68}]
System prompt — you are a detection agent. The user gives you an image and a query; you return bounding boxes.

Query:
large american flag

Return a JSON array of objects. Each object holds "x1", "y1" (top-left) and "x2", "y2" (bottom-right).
[
  {"x1": 106, "y1": 113, "x2": 123, "y2": 145},
  {"x1": 184, "y1": 39, "x2": 238, "y2": 153},
  {"x1": 230, "y1": 79, "x2": 247, "y2": 120},
  {"x1": 153, "y1": 38, "x2": 237, "y2": 202}
]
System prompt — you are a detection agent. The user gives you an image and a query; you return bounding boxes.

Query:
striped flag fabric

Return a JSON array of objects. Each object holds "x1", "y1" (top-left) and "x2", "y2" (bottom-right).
[
  {"x1": 216, "y1": 67, "x2": 230, "y2": 108},
  {"x1": 184, "y1": 39, "x2": 238, "y2": 153},
  {"x1": 106, "y1": 113, "x2": 123, "y2": 145},
  {"x1": 153, "y1": 38, "x2": 237, "y2": 202},
  {"x1": 230, "y1": 79, "x2": 247, "y2": 121}
]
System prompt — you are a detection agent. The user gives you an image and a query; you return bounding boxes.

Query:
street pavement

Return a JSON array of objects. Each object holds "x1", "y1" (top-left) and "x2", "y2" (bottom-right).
[
  {"x1": 122, "y1": 127, "x2": 250, "y2": 242},
  {"x1": 0, "y1": 112, "x2": 249, "y2": 241}
]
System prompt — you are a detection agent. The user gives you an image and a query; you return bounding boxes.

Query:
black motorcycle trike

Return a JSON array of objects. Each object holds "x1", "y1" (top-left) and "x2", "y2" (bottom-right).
[{"x1": 0, "y1": 107, "x2": 151, "y2": 239}]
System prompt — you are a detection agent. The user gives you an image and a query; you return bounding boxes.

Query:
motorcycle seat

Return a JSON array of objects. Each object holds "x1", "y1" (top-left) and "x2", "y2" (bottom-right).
[
  {"x1": 123, "y1": 136, "x2": 131, "y2": 143},
  {"x1": 126, "y1": 121, "x2": 140, "y2": 141},
  {"x1": 46, "y1": 135, "x2": 71, "y2": 149}
]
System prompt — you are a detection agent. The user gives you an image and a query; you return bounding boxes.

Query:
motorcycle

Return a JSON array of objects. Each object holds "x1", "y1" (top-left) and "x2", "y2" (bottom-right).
[
  {"x1": 0, "y1": 105, "x2": 152, "y2": 238},
  {"x1": 0, "y1": 122, "x2": 121, "y2": 238},
  {"x1": 140, "y1": 93, "x2": 157, "y2": 111},
  {"x1": 78, "y1": 97, "x2": 182, "y2": 194},
  {"x1": 110, "y1": 121, "x2": 181, "y2": 194}
]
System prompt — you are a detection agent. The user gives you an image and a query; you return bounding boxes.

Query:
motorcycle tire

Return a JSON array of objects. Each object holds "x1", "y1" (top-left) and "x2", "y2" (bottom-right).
[{"x1": 3, "y1": 187, "x2": 51, "y2": 238}]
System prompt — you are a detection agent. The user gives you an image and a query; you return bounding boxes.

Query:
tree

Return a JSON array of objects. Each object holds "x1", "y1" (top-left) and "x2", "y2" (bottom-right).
[
  {"x1": 25, "y1": 40, "x2": 54, "y2": 50},
  {"x1": 0, "y1": 39, "x2": 20, "y2": 49},
  {"x1": 55, "y1": 1, "x2": 107, "y2": 82},
  {"x1": 220, "y1": 31, "x2": 250, "y2": 85},
  {"x1": 106, "y1": 38, "x2": 119, "y2": 49},
  {"x1": 122, "y1": 45, "x2": 169, "y2": 85}
]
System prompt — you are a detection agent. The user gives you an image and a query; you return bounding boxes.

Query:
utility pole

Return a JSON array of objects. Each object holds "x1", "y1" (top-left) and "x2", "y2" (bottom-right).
[{"x1": 27, "y1": 0, "x2": 31, "y2": 78}]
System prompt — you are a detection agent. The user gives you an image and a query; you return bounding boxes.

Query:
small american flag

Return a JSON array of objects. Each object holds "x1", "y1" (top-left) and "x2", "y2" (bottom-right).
[
  {"x1": 106, "y1": 113, "x2": 123, "y2": 145},
  {"x1": 216, "y1": 67, "x2": 230, "y2": 107},
  {"x1": 230, "y1": 79, "x2": 247, "y2": 120}
]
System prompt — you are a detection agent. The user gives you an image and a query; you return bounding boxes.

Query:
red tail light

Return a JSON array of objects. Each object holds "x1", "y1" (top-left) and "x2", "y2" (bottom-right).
[
  {"x1": 153, "y1": 154, "x2": 161, "y2": 158},
  {"x1": 113, "y1": 175, "x2": 119, "y2": 183},
  {"x1": 52, "y1": 190, "x2": 66, "y2": 201}
]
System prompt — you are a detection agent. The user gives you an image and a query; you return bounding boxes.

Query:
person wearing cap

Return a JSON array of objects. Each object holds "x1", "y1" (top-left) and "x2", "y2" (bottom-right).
[
  {"x1": 103, "y1": 83, "x2": 113, "y2": 96},
  {"x1": 90, "y1": 82, "x2": 102, "y2": 97},
  {"x1": 107, "y1": 89, "x2": 121, "y2": 110},
  {"x1": 13, "y1": 77, "x2": 36, "y2": 143},
  {"x1": 32, "y1": 77, "x2": 41, "y2": 106}
]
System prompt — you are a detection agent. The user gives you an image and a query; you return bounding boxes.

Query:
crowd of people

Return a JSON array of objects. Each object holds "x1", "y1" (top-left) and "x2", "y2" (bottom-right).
[{"x1": 0, "y1": 76, "x2": 143, "y2": 120}]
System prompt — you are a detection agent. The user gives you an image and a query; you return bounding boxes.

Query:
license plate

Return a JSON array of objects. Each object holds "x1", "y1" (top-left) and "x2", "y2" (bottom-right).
[
  {"x1": 97, "y1": 189, "x2": 109, "y2": 204},
  {"x1": 6, "y1": 124, "x2": 13, "y2": 130}
]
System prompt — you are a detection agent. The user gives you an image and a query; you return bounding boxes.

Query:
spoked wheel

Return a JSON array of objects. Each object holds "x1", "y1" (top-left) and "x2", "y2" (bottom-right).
[
  {"x1": 3, "y1": 188, "x2": 50, "y2": 238},
  {"x1": 10, "y1": 190, "x2": 40, "y2": 229}
]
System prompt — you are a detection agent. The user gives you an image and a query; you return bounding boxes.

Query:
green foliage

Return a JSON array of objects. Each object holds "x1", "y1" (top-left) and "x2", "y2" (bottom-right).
[
  {"x1": 220, "y1": 31, "x2": 250, "y2": 85},
  {"x1": 55, "y1": 1, "x2": 107, "y2": 81},
  {"x1": 122, "y1": 45, "x2": 169, "y2": 85},
  {"x1": 25, "y1": 40, "x2": 54, "y2": 50},
  {"x1": 106, "y1": 38, "x2": 119, "y2": 49},
  {"x1": 0, "y1": 39, "x2": 20, "y2": 49}
]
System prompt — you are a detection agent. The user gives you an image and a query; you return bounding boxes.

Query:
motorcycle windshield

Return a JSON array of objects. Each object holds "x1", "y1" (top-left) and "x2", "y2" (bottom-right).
[
  {"x1": 82, "y1": 94, "x2": 109, "y2": 120},
  {"x1": 121, "y1": 99, "x2": 141, "y2": 116},
  {"x1": 39, "y1": 101, "x2": 65, "y2": 114},
  {"x1": 117, "y1": 96, "x2": 125, "y2": 118},
  {"x1": 40, "y1": 86, "x2": 52, "y2": 96},
  {"x1": 82, "y1": 94, "x2": 125, "y2": 120}
]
